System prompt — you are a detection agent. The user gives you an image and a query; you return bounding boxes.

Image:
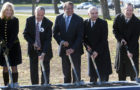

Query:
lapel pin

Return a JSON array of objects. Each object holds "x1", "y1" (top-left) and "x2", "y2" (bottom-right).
[{"x1": 40, "y1": 28, "x2": 44, "y2": 32}]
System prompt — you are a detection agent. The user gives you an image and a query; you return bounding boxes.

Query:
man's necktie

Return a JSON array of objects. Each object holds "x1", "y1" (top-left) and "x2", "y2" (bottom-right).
[
  {"x1": 35, "y1": 23, "x2": 41, "y2": 48},
  {"x1": 92, "y1": 21, "x2": 94, "y2": 28},
  {"x1": 125, "y1": 19, "x2": 129, "y2": 23},
  {"x1": 65, "y1": 16, "x2": 70, "y2": 32},
  {"x1": 91, "y1": 21, "x2": 95, "y2": 29}
]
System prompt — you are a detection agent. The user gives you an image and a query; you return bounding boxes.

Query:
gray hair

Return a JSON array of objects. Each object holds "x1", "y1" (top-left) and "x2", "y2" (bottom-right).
[
  {"x1": 88, "y1": 6, "x2": 98, "y2": 13},
  {"x1": 35, "y1": 6, "x2": 45, "y2": 13},
  {"x1": 125, "y1": 3, "x2": 134, "y2": 10}
]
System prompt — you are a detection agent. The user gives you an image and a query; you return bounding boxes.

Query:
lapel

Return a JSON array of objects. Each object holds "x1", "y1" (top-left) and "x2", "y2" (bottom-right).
[
  {"x1": 126, "y1": 15, "x2": 134, "y2": 24},
  {"x1": 32, "y1": 16, "x2": 36, "y2": 37},
  {"x1": 62, "y1": 14, "x2": 66, "y2": 32},
  {"x1": 89, "y1": 18, "x2": 98, "y2": 30},
  {"x1": 41, "y1": 18, "x2": 44, "y2": 29},
  {"x1": 41, "y1": 17, "x2": 47, "y2": 32},
  {"x1": 87, "y1": 19, "x2": 91, "y2": 30},
  {"x1": 67, "y1": 14, "x2": 75, "y2": 32}
]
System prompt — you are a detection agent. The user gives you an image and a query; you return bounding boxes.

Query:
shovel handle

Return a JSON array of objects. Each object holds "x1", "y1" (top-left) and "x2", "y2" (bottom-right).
[
  {"x1": 124, "y1": 45, "x2": 138, "y2": 79},
  {"x1": 90, "y1": 56, "x2": 101, "y2": 84},
  {"x1": 3, "y1": 52, "x2": 14, "y2": 86},
  {"x1": 40, "y1": 58, "x2": 48, "y2": 85},
  {"x1": 68, "y1": 55, "x2": 79, "y2": 82}
]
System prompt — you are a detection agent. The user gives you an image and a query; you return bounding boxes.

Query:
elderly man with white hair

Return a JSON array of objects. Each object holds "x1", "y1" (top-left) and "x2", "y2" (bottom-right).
[
  {"x1": 84, "y1": 6, "x2": 112, "y2": 83},
  {"x1": 23, "y1": 6, "x2": 53, "y2": 85}
]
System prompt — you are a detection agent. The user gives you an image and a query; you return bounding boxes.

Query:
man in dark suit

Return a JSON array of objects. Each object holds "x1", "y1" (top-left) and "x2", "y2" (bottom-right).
[
  {"x1": 113, "y1": 3, "x2": 140, "y2": 81},
  {"x1": 84, "y1": 7, "x2": 112, "y2": 82},
  {"x1": 23, "y1": 6, "x2": 53, "y2": 84},
  {"x1": 53, "y1": 1, "x2": 84, "y2": 83}
]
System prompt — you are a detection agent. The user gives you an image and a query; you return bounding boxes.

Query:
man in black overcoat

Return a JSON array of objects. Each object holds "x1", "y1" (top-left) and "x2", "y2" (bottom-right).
[
  {"x1": 23, "y1": 6, "x2": 53, "y2": 84},
  {"x1": 53, "y1": 1, "x2": 84, "y2": 83},
  {"x1": 84, "y1": 6, "x2": 112, "y2": 82},
  {"x1": 113, "y1": 3, "x2": 140, "y2": 81}
]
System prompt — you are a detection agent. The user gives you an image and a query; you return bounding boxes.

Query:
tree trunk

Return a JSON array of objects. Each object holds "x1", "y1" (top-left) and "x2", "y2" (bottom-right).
[
  {"x1": 53, "y1": 0, "x2": 59, "y2": 14},
  {"x1": 32, "y1": 0, "x2": 36, "y2": 15},
  {"x1": 100, "y1": 0, "x2": 111, "y2": 20},
  {"x1": 113, "y1": 0, "x2": 121, "y2": 15}
]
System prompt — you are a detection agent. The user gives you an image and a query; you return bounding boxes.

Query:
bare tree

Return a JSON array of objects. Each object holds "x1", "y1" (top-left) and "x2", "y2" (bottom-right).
[
  {"x1": 113, "y1": 0, "x2": 121, "y2": 15},
  {"x1": 52, "y1": 0, "x2": 59, "y2": 14},
  {"x1": 100, "y1": 0, "x2": 111, "y2": 20}
]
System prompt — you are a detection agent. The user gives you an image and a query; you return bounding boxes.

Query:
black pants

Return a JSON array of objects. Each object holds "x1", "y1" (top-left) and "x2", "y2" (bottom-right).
[
  {"x1": 118, "y1": 62, "x2": 135, "y2": 81},
  {"x1": 29, "y1": 50, "x2": 50, "y2": 84},
  {"x1": 89, "y1": 57, "x2": 109, "y2": 83},
  {"x1": 90, "y1": 75, "x2": 109, "y2": 82},
  {"x1": 61, "y1": 53, "x2": 81, "y2": 83}
]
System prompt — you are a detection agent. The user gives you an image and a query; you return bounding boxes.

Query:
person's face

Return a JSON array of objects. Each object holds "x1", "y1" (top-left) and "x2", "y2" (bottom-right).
[
  {"x1": 125, "y1": 5, "x2": 133, "y2": 18},
  {"x1": 88, "y1": 9, "x2": 98, "y2": 21},
  {"x1": 64, "y1": 4, "x2": 74, "y2": 16},
  {"x1": 35, "y1": 10, "x2": 45, "y2": 22},
  {"x1": 4, "y1": 6, "x2": 13, "y2": 18}
]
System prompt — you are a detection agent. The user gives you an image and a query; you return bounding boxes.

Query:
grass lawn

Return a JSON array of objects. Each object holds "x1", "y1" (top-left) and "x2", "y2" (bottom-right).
[
  {"x1": 14, "y1": 4, "x2": 54, "y2": 7},
  {"x1": 0, "y1": 14, "x2": 139, "y2": 86}
]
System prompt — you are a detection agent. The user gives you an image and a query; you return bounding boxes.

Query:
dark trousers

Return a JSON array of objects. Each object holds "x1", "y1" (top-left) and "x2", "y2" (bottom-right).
[
  {"x1": 61, "y1": 53, "x2": 81, "y2": 83},
  {"x1": 118, "y1": 62, "x2": 135, "y2": 81},
  {"x1": 29, "y1": 50, "x2": 50, "y2": 85},
  {"x1": 89, "y1": 57, "x2": 109, "y2": 82},
  {"x1": 90, "y1": 75, "x2": 109, "y2": 82}
]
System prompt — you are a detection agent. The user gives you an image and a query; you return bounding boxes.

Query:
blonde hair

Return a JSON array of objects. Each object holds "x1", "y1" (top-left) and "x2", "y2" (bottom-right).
[{"x1": 0, "y1": 2, "x2": 15, "y2": 19}]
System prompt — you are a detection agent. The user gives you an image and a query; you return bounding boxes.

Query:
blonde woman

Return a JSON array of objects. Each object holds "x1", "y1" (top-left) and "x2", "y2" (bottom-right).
[{"x1": 0, "y1": 2, "x2": 22, "y2": 86}]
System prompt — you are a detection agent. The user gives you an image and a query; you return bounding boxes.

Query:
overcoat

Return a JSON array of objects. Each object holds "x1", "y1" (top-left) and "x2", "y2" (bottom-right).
[
  {"x1": 113, "y1": 14, "x2": 140, "y2": 76},
  {"x1": 84, "y1": 18, "x2": 112, "y2": 77}
]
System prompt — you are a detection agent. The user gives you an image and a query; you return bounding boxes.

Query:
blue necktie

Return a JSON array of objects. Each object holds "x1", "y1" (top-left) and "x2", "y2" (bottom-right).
[
  {"x1": 35, "y1": 23, "x2": 41, "y2": 48},
  {"x1": 65, "y1": 16, "x2": 70, "y2": 32},
  {"x1": 92, "y1": 21, "x2": 94, "y2": 28}
]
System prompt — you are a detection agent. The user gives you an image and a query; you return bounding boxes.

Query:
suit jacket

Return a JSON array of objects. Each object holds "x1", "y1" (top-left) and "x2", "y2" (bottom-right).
[
  {"x1": 84, "y1": 18, "x2": 112, "y2": 76},
  {"x1": 113, "y1": 13, "x2": 140, "y2": 75},
  {"x1": 23, "y1": 16, "x2": 53, "y2": 59},
  {"x1": 53, "y1": 13, "x2": 84, "y2": 56}
]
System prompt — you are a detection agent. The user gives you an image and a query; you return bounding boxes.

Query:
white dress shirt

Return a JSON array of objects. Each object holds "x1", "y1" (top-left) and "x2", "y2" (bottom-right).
[{"x1": 91, "y1": 20, "x2": 96, "y2": 28}]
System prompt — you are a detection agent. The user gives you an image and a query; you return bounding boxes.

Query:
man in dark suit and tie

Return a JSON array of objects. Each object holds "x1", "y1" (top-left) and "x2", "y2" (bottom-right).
[
  {"x1": 84, "y1": 7, "x2": 112, "y2": 83},
  {"x1": 53, "y1": 1, "x2": 84, "y2": 83},
  {"x1": 23, "y1": 6, "x2": 53, "y2": 84}
]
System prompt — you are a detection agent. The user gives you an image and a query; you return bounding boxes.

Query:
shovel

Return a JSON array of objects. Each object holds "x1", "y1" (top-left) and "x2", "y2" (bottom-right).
[
  {"x1": 3, "y1": 49, "x2": 14, "y2": 88},
  {"x1": 39, "y1": 59, "x2": 49, "y2": 86},
  {"x1": 124, "y1": 45, "x2": 140, "y2": 83},
  {"x1": 88, "y1": 52, "x2": 101, "y2": 85},
  {"x1": 58, "y1": 41, "x2": 84, "y2": 86},
  {"x1": 68, "y1": 55, "x2": 84, "y2": 86},
  {"x1": 0, "y1": 41, "x2": 15, "y2": 88},
  {"x1": 37, "y1": 50, "x2": 49, "y2": 86}
]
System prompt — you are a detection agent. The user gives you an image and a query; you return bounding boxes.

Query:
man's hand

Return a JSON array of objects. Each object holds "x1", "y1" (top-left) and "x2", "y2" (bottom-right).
[
  {"x1": 38, "y1": 53, "x2": 45, "y2": 61},
  {"x1": 66, "y1": 48, "x2": 74, "y2": 56},
  {"x1": 121, "y1": 39, "x2": 127, "y2": 45},
  {"x1": 33, "y1": 43, "x2": 41, "y2": 50},
  {"x1": 87, "y1": 45, "x2": 92, "y2": 52},
  {"x1": 63, "y1": 41, "x2": 69, "y2": 47},
  {"x1": 127, "y1": 51, "x2": 133, "y2": 58},
  {"x1": 92, "y1": 51, "x2": 98, "y2": 59}
]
